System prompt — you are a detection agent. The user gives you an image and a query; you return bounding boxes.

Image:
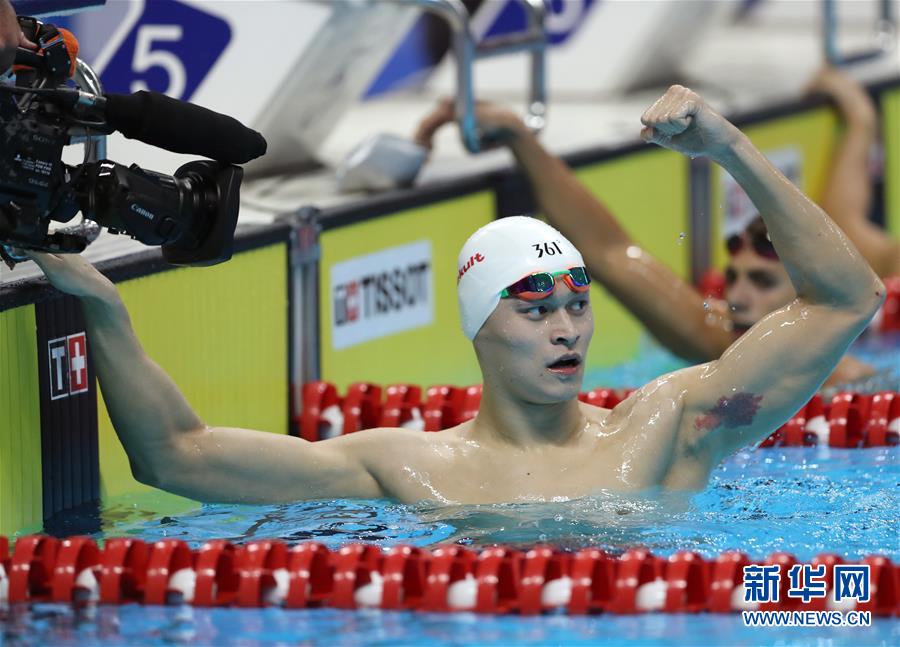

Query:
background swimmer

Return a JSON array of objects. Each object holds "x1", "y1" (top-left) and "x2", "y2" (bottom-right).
[
  {"x1": 415, "y1": 67, "x2": 897, "y2": 387},
  {"x1": 810, "y1": 67, "x2": 899, "y2": 279},
  {"x1": 28, "y1": 86, "x2": 884, "y2": 505}
]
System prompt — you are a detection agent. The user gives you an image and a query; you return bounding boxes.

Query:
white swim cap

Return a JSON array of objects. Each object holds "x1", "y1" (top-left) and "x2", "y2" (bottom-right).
[{"x1": 456, "y1": 216, "x2": 586, "y2": 340}]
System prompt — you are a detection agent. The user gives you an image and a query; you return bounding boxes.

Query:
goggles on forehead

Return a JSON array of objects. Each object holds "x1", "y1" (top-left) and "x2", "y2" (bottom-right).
[
  {"x1": 500, "y1": 267, "x2": 591, "y2": 300},
  {"x1": 726, "y1": 231, "x2": 778, "y2": 260}
]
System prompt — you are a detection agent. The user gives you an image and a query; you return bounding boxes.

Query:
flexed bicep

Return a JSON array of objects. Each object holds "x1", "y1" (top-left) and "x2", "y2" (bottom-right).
[{"x1": 677, "y1": 298, "x2": 874, "y2": 461}]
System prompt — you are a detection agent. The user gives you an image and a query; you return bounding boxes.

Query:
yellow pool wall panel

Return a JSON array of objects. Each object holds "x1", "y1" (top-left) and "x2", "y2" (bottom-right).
[
  {"x1": 0, "y1": 305, "x2": 42, "y2": 536},
  {"x1": 96, "y1": 244, "x2": 289, "y2": 511},
  {"x1": 710, "y1": 108, "x2": 839, "y2": 270},
  {"x1": 883, "y1": 87, "x2": 900, "y2": 238},
  {"x1": 320, "y1": 192, "x2": 494, "y2": 392},
  {"x1": 567, "y1": 149, "x2": 690, "y2": 368}
]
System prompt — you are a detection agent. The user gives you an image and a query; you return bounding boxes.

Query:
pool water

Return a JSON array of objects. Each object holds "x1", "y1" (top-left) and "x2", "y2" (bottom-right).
[
  {"x1": 19, "y1": 442, "x2": 899, "y2": 646},
  {"x1": 4, "y1": 334, "x2": 899, "y2": 646},
  {"x1": 44, "y1": 446, "x2": 899, "y2": 563}
]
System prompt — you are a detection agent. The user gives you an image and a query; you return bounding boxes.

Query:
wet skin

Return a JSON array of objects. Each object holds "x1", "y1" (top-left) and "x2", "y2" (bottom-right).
[
  {"x1": 26, "y1": 86, "x2": 885, "y2": 506},
  {"x1": 724, "y1": 249, "x2": 795, "y2": 334},
  {"x1": 352, "y1": 286, "x2": 699, "y2": 503}
]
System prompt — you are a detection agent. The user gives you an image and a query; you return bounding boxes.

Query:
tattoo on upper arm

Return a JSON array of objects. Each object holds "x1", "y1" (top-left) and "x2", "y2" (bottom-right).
[{"x1": 693, "y1": 392, "x2": 763, "y2": 433}]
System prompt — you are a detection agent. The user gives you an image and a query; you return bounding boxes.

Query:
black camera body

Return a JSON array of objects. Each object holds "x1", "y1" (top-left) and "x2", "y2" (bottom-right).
[{"x1": 0, "y1": 17, "x2": 251, "y2": 267}]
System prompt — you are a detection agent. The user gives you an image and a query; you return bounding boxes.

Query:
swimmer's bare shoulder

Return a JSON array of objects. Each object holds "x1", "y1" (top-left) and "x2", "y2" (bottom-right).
[
  {"x1": 336, "y1": 424, "x2": 477, "y2": 502},
  {"x1": 585, "y1": 376, "x2": 690, "y2": 489}
]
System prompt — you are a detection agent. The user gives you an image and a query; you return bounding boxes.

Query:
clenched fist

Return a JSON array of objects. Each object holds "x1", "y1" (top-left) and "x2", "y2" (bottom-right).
[{"x1": 640, "y1": 85, "x2": 741, "y2": 161}]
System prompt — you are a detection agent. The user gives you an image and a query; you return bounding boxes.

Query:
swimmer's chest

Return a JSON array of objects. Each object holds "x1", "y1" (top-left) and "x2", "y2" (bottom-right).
[{"x1": 390, "y1": 434, "x2": 674, "y2": 504}]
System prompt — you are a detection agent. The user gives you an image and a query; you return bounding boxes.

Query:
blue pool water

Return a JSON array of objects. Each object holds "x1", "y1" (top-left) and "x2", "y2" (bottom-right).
[{"x1": 3, "y1": 334, "x2": 899, "y2": 646}]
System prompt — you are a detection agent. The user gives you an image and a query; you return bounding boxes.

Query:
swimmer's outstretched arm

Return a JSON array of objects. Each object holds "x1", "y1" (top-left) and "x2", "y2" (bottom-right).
[
  {"x1": 640, "y1": 86, "x2": 885, "y2": 469},
  {"x1": 810, "y1": 67, "x2": 900, "y2": 278},
  {"x1": 25, "y1": 252, "x2": 400, "y2": 503},
  {"x1": 415, "y1": 100, "x2": 732, "y2": 363}
]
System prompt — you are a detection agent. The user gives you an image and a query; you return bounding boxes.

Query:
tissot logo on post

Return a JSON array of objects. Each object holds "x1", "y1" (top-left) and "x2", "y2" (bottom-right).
[
  {"x1": 48, "y1": 333, "x2": 89, "y2": 400},
  {"x1": 330, "y1": 241, "x2": 433, "y2": 350}
]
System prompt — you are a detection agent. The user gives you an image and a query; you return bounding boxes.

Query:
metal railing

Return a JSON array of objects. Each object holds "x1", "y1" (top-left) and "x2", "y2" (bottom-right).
[
  {"x1": 71, "y1": 58, "x2": 106, "y2": 162},
  {"x1": 413, "y1": 0, "x2": 547, "y2": 153},
  {"x1": 822, "y1": 0, "x2": 896, "y2": 65}
]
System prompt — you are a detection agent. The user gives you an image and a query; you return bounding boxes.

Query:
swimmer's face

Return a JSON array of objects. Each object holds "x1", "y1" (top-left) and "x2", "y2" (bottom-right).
[
  {"x1": 724, "y1": 249, "x2": 795, "y2": 334},
  {"x1": 473, "y1": 283, "x2": 593, "y2": 404}
]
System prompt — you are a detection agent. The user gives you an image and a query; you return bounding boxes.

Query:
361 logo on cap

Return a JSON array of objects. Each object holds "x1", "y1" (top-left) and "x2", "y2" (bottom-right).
[{"x1": 48, "y1": 333, "x2": 89, "y2": 400}]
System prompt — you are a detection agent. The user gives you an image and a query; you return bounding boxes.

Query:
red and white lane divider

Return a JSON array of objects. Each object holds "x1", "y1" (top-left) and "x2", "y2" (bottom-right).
[
  {"x1": 1, "y1": 536, "x2": 897, "y2": 616},
  {"x1": 297, "y1": 384, "x2": 899, "y2": 448}
]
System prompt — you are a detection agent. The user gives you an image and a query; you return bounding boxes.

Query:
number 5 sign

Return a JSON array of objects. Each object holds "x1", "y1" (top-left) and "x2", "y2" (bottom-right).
[{"x1": 95, "y1": 0, "x2": 230, "y2": 102}]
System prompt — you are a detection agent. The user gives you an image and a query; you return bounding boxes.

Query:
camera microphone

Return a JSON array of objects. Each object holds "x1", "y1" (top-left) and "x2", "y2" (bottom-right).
[{"x1": 104, "y1": 91, "x2": 267, "y2": 165}]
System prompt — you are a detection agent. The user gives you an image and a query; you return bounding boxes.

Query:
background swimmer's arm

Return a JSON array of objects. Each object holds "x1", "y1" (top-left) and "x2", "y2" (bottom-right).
[
  {"x1": 415, "y1": 100, "x2": 732, "y2": 363},
  {"x1": 26, "y1": 252, "x2": 388, "y2": 503},
  {"x1": 640, "y1": 86, "x2": 885, "y2": 463},
  {"x1": 811, "y1": 67, "x2": 900, "y2": 278}
]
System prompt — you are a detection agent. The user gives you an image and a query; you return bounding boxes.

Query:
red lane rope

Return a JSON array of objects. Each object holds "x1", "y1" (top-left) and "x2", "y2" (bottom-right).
[
  {"x1": 297, "y1": 385, "x2": 900, "y2": 448},
  {"x1": 1, "y1": 536, "x2": 897, "y2": 615}
]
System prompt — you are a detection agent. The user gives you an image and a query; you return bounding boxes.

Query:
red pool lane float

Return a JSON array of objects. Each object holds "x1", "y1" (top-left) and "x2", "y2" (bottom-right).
[
  {"x1": 783, "y1": 395, "x2": 825, "y2": 446},
  {"x1": 380, "y1": 544, "x2": 428, "y2": 610},
  {"x1": 761, "y1": 552, "x2": 801, "y2": 612},
  {"x1": 193, "y1": 540, "x2": 241, "y2": 607},
  {"x1": 459, "y1": 385, "x2": 483, "y2": 423},
  {"x1": 568, "y1": 548, "x2": 616, "y2": 615},
  {"x1": 299, "y1": 381, "x2": 341, "y2": 441},
  {"x1": 342, "y1": 383, "x2": 383, "y2": 434},
  {"x1": 608, "y1": 548, "x2": 664, "y2": 614},
  {"x1": 809, "y1": 553, "x2": 844, "y2": 612},
  {"x1": 579, "y1": 388, "x2": 621, "y2": 410},
  {"x1": 51, "y1": 536, "x2": 101, "y2": 604},
  {"x1": 664, "y1": 551, "x2": 710, "y2": 613},
  {"x1": 859, "y1": 555, "x2": 899, "y2": 616},
  {"x1": 331, "y1": 543, "x2": 382, "y2": 609},
  {"x1": 304, "y1": 381, "x2": 899, "y2": 447},
  {"x1": 519, "y1": 546, "x2": 572, "y2": 615},
  {"x1": 286, "y1": 542, "x2": 334, "y2": 609},
  {"x1": 144, "y1": 539, "x2": 193, "y2": 605},
  {"x1": 236, "y1": 540, "x2": 290, "y2": 607},
  {"x1": 3, "y1": 536, "x2": 897, "y2": 616},
  {"x1": 474, "y1": 546, "x2": 523, "y2": 614},
  {"x1": 864, "y1": 391, "x2": 900, "y2": 447},
  {"x1": 98, "y1": 537, "x2": 149, "y2": 605},
  {"x1": 708, "y1": 551, "x2": 751, "y2": 612},
  {"x1": 423, "y1": 385, "x2": 468, "y2": 431},
  {"x1": 8, "y1": 535, "x2": 59, "y2": 603},
  {"x1": 422, "y1": 545, "x2": 477, "y2": 612},
  {"x1": 828, "y1": 392, "x2": 872, "y2": 448},
  {"x1": 379, "y1": 384, "x2": 423, "y2": 427},
  {"x1": 876, "y1": 276, "x2": 900, "y2": 332}
]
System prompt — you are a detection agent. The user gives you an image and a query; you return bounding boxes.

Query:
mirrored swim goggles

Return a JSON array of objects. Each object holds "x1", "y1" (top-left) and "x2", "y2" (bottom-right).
[
  {"x1": 500, "y1": 267, "x2": 591, "y2": 300},
  {"x1": 726, "y1": 231, "x2": 778, "y2": 260}
]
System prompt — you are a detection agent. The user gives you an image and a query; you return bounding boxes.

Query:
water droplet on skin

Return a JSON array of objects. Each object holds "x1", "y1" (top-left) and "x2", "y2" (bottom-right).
[{"x1": 703, "y1": 301, "x2": 710, "y2": 311}]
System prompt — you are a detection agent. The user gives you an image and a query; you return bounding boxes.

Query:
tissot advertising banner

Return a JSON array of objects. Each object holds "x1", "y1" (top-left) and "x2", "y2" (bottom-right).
[{"x1": 329, "y1": 240, "x2": 434, "y2": 351}]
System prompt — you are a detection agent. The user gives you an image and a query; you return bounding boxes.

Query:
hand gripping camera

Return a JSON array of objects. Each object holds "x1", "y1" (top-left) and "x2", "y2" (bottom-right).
[{"x1": 0, "y1": 16, "x2": 267, "y2": 267}]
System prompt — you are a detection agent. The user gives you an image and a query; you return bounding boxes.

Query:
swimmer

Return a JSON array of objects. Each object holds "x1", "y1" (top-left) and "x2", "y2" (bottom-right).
[
  {"x1": 810, "y1": 66, "x2": 899, "y2": 279},
  {"x1": 28, "y1": 86, "x2": 885, "y2": 505},
  {"x1": 415, "y1": 70, "x2": 898, "y2": 386}
]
